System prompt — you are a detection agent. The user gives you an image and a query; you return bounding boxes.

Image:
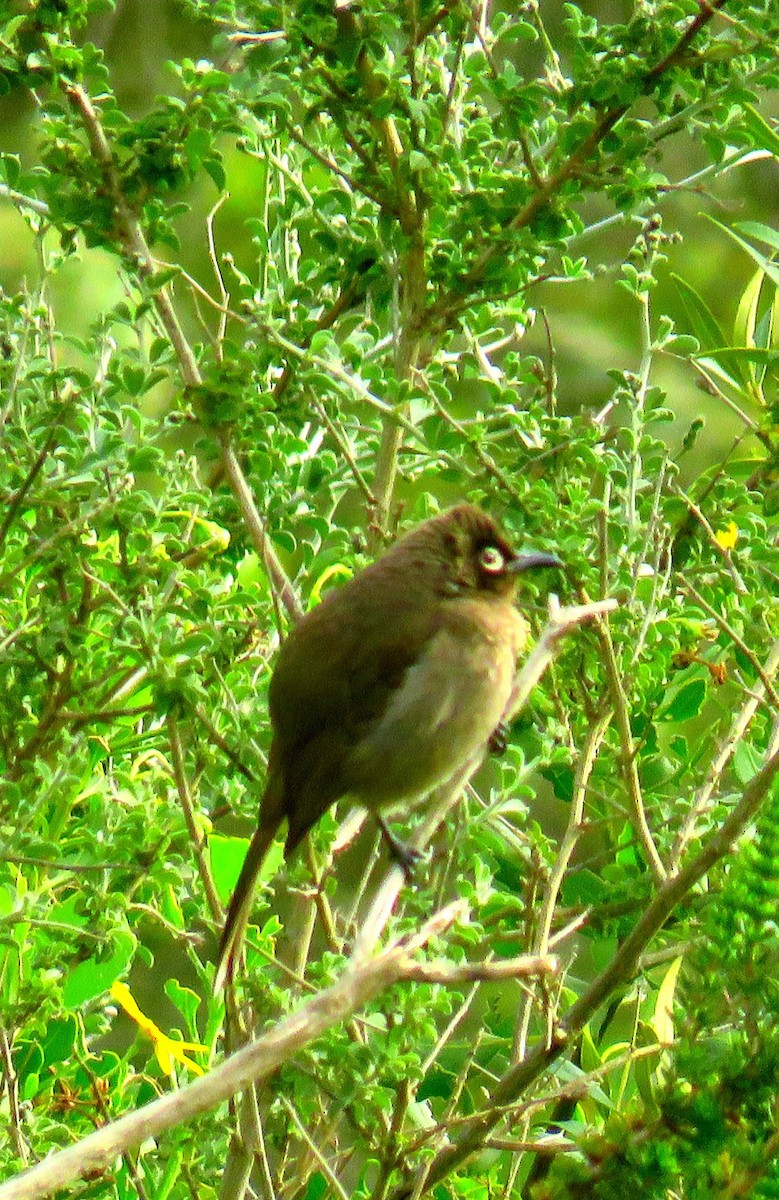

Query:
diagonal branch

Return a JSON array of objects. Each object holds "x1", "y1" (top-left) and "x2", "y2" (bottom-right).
[
  {"x1": 65, "y1": 84, "x2": 300, "y2": 620},
  {"x1": 394, "y1": 743, "x2": 779, "y2": 1197},
  {"x1": 0, "y1": 905, "x2": 455, "y2": 1200}
]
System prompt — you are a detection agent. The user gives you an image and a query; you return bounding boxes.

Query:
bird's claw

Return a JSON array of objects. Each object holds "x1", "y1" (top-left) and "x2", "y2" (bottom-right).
[
  {"x1": 488, "y1": 721, "x2": 509, "y2": 755},
  {"x1": 374, "y1": 814, "x2": 423, "y2": 881}
]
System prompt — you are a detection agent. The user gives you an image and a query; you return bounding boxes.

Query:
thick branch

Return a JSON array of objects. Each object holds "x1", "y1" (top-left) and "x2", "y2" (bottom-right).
[{"x1": 0, "y1": 905, "x2": 464, "y2": 1200}]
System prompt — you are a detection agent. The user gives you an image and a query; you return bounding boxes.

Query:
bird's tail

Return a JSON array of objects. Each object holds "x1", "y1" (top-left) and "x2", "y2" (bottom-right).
[{"x1": 213, "y1": 819, "x2": 279, "y2": 993}]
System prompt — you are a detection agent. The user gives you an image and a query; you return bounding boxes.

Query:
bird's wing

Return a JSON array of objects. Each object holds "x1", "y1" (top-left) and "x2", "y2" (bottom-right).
[
  {"x1": 267, "y1": 583, "x2": 440, "y2": 751},
  {"x1": 267, "y1": 586, "x2": 442, "y2": 850}
]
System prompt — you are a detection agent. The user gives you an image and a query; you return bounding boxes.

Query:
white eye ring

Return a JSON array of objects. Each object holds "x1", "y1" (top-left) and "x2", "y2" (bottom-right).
[{"x1": 479, "y1": 546, "x2": 505, "y2": 573}]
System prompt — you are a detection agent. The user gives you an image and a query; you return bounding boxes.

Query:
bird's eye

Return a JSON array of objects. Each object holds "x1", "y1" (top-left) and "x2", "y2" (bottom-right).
[{"x1": 478, "y1": 546, "x2": 505, "y2": 574}]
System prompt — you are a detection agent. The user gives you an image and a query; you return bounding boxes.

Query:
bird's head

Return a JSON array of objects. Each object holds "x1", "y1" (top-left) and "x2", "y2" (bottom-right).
[{"x1": 406, "y1": 504, "x2": 560, "y2": 600}]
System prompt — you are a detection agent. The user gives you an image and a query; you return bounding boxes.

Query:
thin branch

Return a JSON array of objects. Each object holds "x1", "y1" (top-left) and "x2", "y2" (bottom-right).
[
  {"x1": 280, "y1": 1096, "x2": 351, "y2": 1200},
  {"x1": 670, "y1": 636, "x2": 779, "y2": 869},
  {"x1": 168, "y1": 715, "x2": 223, "y2": 924},
  {"x1": 218, "y1": 437, "x2": 303, "y2": 623},
  {"x1": 310, "y1": 399, "x2": 376, "y2": 506},
  {"x1": 598, "y1": 613, "x2": 667, "y2": 885},
  {"x1": 678, "y1": 576, "x2": 779, "y2": 711},
  {"x1": 670, "y1": 484, "x2": 748, "y2": 594},
  {"x1": 289, "y1": 125, "x2": 394, "y2": 212}
]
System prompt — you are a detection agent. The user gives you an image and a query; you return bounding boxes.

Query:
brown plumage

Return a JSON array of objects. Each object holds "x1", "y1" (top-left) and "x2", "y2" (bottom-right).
[{"x1": 214, "y1": 504, "x2": 558, "y2": 990}]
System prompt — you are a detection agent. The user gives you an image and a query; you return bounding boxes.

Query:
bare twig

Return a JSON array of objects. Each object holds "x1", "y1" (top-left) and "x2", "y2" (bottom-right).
[{"x1": 405, "y1": 954, "x2": 557, "y2": 985}]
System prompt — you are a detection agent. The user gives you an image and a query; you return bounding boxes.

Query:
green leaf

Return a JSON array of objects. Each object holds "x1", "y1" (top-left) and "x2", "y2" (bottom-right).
[
  {"x1": 659, "y1": 678, "x2": 707, "y2": 723},
  {"x1": 671, "y1": 274, "x2": 729, "y2": 358},
  {"x1": 734, "y1": 221, "x2": 779, "y2": 255},
  {"x1": 733, "y1": 268, "x2": 765, "y2": 353},
  {"x1": 695, "y1": 347, "x2": 779, "y2": 368},
  {"x1": 208, "y1": 834, "x2": 284, "y2": 902},
  {"x1": 704, "y1": 215, "x2": 779, "y2": 289},
  {"x1": 62, "y1": 931, "x2": 136, "y2": 1008},
  {"x1": 733, "y1": 740, "x2": 762, "y2": 784},
  {"x1": 165, "y1": 979, "x2": 202, "y2": 1031},
  {"x1": 740, "y1": 104, "x2": 779, "y2": 158}
]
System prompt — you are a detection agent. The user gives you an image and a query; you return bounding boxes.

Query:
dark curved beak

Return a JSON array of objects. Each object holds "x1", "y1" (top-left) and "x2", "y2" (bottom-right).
[{"x1": 508, "y1": 551, "x2": 562, "y2": 573}]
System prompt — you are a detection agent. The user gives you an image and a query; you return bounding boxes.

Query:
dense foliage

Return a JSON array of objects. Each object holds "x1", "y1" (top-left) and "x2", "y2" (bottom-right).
[{"x1": 1, "y1": 1, "x2": 779, "y2": 1197}]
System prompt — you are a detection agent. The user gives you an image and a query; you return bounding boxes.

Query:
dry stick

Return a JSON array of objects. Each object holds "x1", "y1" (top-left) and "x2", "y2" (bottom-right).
[
  {"x1": 0, "y1": 902, "x2": 495, "y2": 1200},
  {"x1": 390, "y1": 744, "x2": 779, "y2": 1199}
]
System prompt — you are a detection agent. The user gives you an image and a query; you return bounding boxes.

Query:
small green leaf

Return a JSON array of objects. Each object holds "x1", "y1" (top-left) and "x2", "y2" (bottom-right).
[
  {"x1": 740, "y1": 104, "x2": 779, "y2": 158},
  {"x1": 659, "y1": 678, "x2": 707, "y2": 722},
  {"x1": 704, "y1": 215, "x2": 779, "y2": 289},
  {"x1": 63, "y1": 931, "x2": 136, "y2": 1008}
]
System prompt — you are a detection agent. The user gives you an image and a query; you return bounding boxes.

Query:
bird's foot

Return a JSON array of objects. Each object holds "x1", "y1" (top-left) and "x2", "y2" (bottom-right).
[
  {"x1": 488, "y1": 721, "x2": 509, "y2": 755},
  {"x1": 374, "y1": 815, "x2": 422, "y2": 882}
]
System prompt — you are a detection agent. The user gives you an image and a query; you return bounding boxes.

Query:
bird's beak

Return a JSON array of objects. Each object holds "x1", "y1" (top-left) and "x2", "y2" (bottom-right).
[{"x1": 508, "y1": 551, "x2": 562, "y2": 573}]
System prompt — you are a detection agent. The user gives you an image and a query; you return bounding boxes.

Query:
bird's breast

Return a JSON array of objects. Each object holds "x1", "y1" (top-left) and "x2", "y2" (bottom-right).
[{"x1": 344, "y1": 597, "x2": 527, "y2": 808}]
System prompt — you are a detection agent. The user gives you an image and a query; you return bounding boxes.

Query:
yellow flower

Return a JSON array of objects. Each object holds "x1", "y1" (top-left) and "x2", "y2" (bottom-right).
[
  {"x1": 110, "y1": 981, "x2": 209, "y2": 1078},
  {"x1": 715, "y1": 522, "x2": 738, "y2": 550}
]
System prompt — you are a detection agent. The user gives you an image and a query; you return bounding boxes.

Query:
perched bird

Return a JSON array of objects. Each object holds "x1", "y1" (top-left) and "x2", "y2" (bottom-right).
[{"x1": 214, "y1": 504, "x2": 558, "y2": 990}]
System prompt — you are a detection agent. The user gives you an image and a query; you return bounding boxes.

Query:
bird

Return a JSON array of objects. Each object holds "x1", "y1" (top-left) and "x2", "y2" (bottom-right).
[{"x1": 214, "y1": 503, "x2": 559, "y2": 990}]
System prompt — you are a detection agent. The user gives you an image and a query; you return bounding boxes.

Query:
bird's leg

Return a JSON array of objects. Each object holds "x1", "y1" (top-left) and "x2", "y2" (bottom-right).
[
  {"x1": 488, "y1": 721, "x2": 509, "y2": 755},
  {"x1": 373, "y1": 813, "x2": 422, "y2": 881}
]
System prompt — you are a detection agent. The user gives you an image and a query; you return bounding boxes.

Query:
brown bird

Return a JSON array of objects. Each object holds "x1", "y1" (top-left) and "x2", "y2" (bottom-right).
[{"x1": 214, "y1": 504, "x2": 558, "y2": 990}]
